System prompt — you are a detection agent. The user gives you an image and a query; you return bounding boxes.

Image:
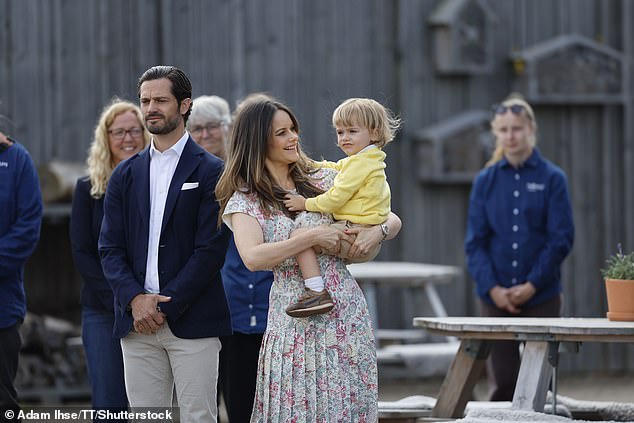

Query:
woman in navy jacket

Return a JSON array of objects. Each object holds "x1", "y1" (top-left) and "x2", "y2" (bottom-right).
[
  {"x1": 465, "y1": 94, "x2": 574, "y2": 401},
  {"x1": 70, "y1": 99, "x2": 149, "y2": 413}
]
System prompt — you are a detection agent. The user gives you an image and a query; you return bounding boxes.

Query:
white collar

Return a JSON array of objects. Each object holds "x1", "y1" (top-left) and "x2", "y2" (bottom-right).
[
  {"x1": 149, "y1": 131, "x2": 189, "y2": 158},
  {"x1": 359, "y1": 144, "x2": 378, "y2": 154}
]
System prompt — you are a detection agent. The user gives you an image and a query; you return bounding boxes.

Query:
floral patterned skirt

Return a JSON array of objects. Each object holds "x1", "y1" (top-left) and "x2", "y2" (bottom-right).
[{"x1": 251, "y1": 215, "x2": 378, "y2": 422}]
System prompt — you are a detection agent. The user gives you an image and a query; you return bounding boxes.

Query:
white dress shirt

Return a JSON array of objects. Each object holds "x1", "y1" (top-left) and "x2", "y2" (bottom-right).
[{"x1": 144, "y1": 132, "x2": 189, "y2": 293}]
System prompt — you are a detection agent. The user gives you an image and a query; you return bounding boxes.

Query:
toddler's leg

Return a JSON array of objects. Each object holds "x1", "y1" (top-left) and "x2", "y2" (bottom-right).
[
  {"x1": 290, "y1": 228, "x2": 322, "y2": 282},
  {"x1": 286, "y1": 214, "x2": 334, "y2": 318}
]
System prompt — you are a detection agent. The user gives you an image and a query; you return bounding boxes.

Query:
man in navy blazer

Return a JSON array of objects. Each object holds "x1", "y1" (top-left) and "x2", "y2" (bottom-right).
[{"x1": 99, "y1": 66, "x2": 230, "y2": 423}]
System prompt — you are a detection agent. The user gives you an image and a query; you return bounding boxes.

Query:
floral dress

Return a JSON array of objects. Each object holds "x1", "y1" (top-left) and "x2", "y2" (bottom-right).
[{"x1": 223, "y1": 168, "x2": 378, "y2": 423}]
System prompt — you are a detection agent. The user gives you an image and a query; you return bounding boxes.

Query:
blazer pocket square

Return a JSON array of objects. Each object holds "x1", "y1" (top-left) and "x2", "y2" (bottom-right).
[{"x1": 181, "y1": 182, "x2": 199, "y2": 190}]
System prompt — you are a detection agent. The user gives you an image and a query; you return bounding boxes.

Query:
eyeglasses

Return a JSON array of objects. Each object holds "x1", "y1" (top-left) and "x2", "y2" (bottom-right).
[
  {"x1": 492, "y1": 104, "x2": 526, "y2": 116},
  {"x1": 108, "y1": 127, "x2": 144, "y2": 140},
  {"x1": 190, "y1": 122, "x2": 224, "y2": 135}
]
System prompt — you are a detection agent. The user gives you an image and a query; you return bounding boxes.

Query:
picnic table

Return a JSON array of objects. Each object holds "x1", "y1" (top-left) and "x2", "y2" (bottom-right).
[
  {"x1": 413, "y1": 316, "x2": 634, "y2": 418},
  {"x1": 347, "y1": 261, "x2": 461, "y2": 341},
  {"x1": 347, "y1": 262, "x2": 462, "y2": 380}
]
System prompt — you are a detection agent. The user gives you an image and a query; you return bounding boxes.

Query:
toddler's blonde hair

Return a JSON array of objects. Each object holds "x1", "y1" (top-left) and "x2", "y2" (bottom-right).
[{"x1": 332, "y1": 98, "x2": 401, "y2": 148}]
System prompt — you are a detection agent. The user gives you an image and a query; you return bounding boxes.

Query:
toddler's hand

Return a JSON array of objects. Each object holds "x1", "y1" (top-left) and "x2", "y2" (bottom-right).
[{"x1": 284, "y1": 193, "x2": 307, "y2": 211}]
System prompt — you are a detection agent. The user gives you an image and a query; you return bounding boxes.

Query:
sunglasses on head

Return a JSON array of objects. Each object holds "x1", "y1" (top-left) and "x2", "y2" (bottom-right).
[{"x1": 492, "y1": 103, "x2": 525, "y2": 115}]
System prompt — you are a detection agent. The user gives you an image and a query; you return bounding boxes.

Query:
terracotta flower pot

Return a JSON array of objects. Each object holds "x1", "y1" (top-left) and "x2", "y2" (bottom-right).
[{"x1": 605, "y1": 278, "x2": 634, "y2": 321}]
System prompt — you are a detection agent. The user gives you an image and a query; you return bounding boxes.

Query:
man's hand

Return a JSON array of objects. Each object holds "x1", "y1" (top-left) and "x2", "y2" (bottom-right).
[
  {"x1": 130, "y1": 294, "x2": 171, "y2": 335},
  {"x1": 284, "y1": 193, "x2": 307, "y2": 212},
  {"x1": 489, "y1": 285, "x2": 520, "y2": 314}
]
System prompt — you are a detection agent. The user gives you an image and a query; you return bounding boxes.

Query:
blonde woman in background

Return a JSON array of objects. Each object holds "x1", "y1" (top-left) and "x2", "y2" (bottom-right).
[
  {"x1": 465, "y1": 94, "x2": 574, "y2": 401},
  {"x1": 70, "y1": 98, "x2": 149, "y2": 414}
]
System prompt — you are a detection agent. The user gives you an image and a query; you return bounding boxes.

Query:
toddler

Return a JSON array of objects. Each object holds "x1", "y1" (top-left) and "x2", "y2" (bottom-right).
[{"x1": 284, "y1": 98, "x2": 400, "y2": 317}]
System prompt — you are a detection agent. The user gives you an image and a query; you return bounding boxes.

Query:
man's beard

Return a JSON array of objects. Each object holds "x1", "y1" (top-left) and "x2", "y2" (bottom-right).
[{"x1": 146, "y1": 114, "x2": 181, "y2": 135}]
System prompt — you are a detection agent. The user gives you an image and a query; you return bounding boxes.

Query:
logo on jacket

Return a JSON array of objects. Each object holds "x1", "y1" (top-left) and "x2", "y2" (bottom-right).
[
  {"x1": 526, "y1": 182, "x2": 545, "y2": 192},
  {"x1": 0, "y1": 161, "x2": 8, "y2": 168}
]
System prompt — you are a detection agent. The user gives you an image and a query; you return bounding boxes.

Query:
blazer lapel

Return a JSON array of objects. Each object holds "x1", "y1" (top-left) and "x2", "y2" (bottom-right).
[{"x1": 161, "y1": 138, "x2": 201, "y2": 233}]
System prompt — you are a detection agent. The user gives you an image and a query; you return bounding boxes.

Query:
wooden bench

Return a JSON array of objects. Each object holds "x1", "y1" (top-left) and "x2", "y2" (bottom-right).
[
  {"x1": 378, "y1": 397, "x2": 568, "y2": 422},
  {"x1": 378, "y1": 395, "x2": 434, "y2": 422},
  {"x1": 379, "y1": 391, "x2": 634, "y2": 422},
  {"x1": 378, "y1": 397, "x2": 513, "y2": 422},
  {"x1": 347, "y1": 261, "x2": 460, "y2": 348},
  {"x1": 378, "y1": 341, "x2": 459, "y2": 379}
]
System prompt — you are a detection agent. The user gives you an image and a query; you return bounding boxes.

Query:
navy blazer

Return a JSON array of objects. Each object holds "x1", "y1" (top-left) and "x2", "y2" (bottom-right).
[
  {"x1": 99, "y1": 137, "x2": 231, "y2": 339},
  {"x1": 70, "y1": 177, "x2": 113, "y2": 311}
]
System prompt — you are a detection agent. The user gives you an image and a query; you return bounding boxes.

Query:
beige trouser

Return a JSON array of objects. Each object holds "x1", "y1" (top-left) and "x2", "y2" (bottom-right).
[
  {"x1": 121, "y1": 325, "x2": 221, "y2": 423},
  {"x1": 330, "y1": 220, "x2": 381, "y2": 263}
]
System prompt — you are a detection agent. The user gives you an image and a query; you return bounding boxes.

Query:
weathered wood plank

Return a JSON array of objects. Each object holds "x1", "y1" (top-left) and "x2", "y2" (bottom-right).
[
  {"x1": 414, "y1": 317, "x2": 634, "y2": 341},
  {"x1": 431, "y1": 339, "x2": 489, "y2": 418},
  {"x1": 512, "y1": 341, "x2": 553, "y2": 411}
]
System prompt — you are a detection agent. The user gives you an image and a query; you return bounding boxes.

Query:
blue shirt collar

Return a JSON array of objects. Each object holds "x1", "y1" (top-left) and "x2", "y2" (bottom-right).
[{"x1": 498, "y1": 148, "x2": 542, "y2": 169}]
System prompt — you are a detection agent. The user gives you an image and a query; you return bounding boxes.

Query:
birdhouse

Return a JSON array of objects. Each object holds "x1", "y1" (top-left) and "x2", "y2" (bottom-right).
[
  {"x1": 427, "y1": 0, "x2": 496, "y2": 74},
  {"x1": 510, "y1": 34, "x2": 626, "y2": 104},
  {"x1": 414, "y1": 110, "x2": 494, "y2": 184}
]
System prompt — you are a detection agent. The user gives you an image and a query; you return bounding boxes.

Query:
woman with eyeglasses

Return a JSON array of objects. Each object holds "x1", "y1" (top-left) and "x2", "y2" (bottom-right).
[
  {"x1": 464, "y1": 94, "x2": 574, "y2": 401},
  {"x1": 187, "y1": 95, "x2": 231, "y2": 159},
  {"x1": 70, "y1": 98, "x2": 149, "y2": 415}
]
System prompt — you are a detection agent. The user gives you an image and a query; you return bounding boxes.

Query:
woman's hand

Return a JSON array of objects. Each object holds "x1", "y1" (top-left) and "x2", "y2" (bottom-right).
[
  {"x1": 284, "y1": 193, "x2": 307, "y2": 212},
  {"x1": 344, "y1": 213, "x2": 401, "y2": 259},
  {"x1": 489, "y1": 285, "x2": 520, "y2": 314},
  {"x1": 311, "y1": 224, "x2": 353, "y2": 256},
  {"x1": 344, "y1": 225, "x2": 383, "y2": 259},
  {"x1": 508, "y1": 281, "x2": 536, "y2": 306}
]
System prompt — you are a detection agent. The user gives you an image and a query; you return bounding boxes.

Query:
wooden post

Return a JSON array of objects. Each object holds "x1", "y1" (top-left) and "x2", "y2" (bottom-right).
[
  {"x1": 512, "y1": 341, "x2": 553, "y2": 411},
  {"x1": 431, "y1": 339, "x2": 489, "y2": 418}
]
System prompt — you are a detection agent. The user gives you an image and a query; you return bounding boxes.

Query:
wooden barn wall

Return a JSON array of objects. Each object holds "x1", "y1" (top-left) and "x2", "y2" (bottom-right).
[{"x1": 1, "y1": 0, "x2": 633, "y2": 372}]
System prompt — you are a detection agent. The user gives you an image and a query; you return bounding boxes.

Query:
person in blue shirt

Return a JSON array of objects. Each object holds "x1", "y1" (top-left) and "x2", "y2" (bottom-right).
[
  {"x1": 464, "y1": 94, "x2": 574, "y2": 401},
  {"x1": 0, "y1": 131, "x2": 42, "y2": 415},
  {"x1": 188, "y1": 93, "x2": 274, "y2": 423}
]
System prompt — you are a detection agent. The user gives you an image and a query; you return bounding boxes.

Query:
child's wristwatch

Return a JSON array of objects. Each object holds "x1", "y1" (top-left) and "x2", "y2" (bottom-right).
[{"x1": 379, "y1": 223, "x2": 390, "y2": 242}]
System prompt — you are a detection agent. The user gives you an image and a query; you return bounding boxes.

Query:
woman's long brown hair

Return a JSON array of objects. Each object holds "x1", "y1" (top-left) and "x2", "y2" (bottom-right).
[{"x1": 216, "y1": 98, "x2": 324, "y2": 225}]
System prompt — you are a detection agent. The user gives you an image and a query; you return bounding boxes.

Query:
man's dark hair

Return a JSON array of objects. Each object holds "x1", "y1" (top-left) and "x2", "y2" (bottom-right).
[{"x1": 137, "y1": 65, "x2": 193, "y2": 124}]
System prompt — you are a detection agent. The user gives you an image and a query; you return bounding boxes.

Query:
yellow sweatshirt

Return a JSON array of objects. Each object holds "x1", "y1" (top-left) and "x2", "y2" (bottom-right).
[{"x1": 306, "y1": 146, "x2": 390, "y2": 224}]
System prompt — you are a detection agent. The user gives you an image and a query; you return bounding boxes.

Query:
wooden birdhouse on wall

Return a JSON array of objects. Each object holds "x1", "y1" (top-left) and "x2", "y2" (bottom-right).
[
  {"x1": 414, "y1": 110, "x2": 494, "y2": 184},
  {"x1": 427, "y1": 0, "x2": 495, "y2": 75},
  {"x1": 511, "y1": 34, "x2": 626, "y2": 104}
]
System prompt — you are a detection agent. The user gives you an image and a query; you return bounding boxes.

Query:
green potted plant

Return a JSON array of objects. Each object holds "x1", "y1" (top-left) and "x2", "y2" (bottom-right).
[{"x1": 601, "y1": 244, "x2": 634, "y2": 321}]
